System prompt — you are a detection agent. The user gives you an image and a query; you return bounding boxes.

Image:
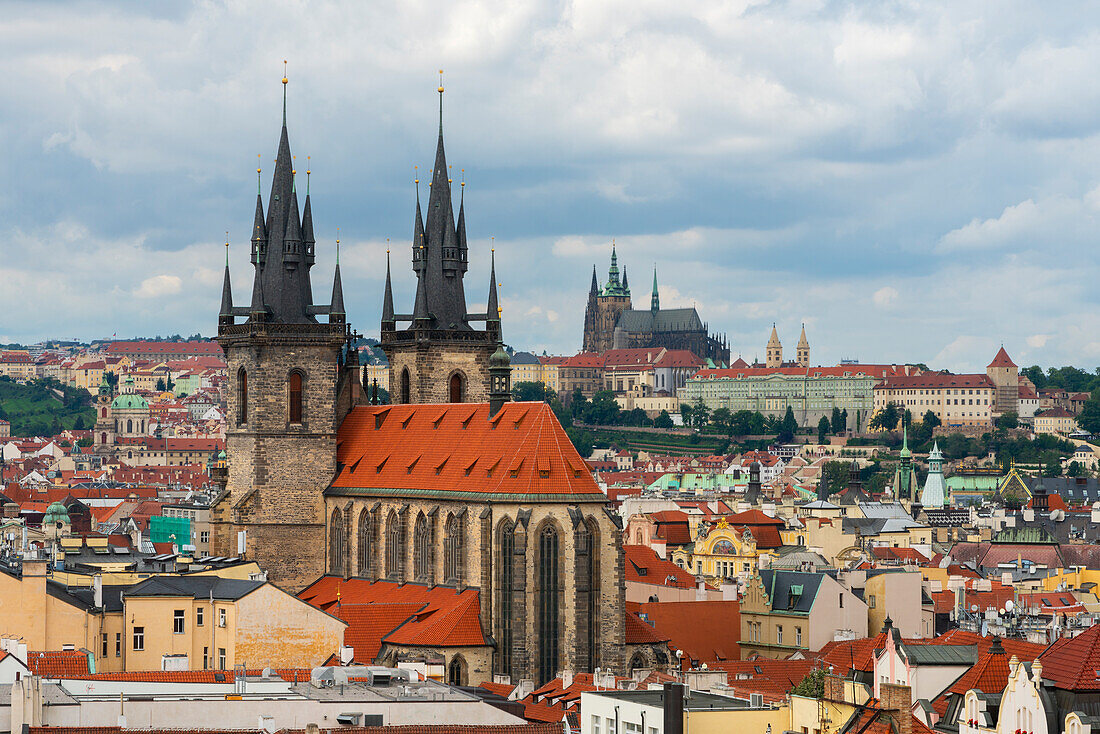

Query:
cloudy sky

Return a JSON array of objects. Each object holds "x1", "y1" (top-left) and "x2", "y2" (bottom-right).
[{"x1": 3, "y1": 0, "x2": 1099, "y2": 372}]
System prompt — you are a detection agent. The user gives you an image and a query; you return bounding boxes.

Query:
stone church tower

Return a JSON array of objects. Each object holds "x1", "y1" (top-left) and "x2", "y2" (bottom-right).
[
  {"x1": 380, "y1": 85, "x2": 504, "y2": 404},
  {"x1": 796, "y1": 324, "x2": 810, "y2": 368},
  {"x1": 581, "y1": 245, "x2": 632, "y2": 353},
  {"x1": 210, "y1": 76, "x2": 360, "y2": 592},
  {"x1": 766, "y1": 324, "x2": 783, "y2": 368}
]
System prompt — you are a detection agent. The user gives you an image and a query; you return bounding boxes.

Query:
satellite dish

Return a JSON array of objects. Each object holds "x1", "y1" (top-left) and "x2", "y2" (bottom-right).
[
  {"x1": 971, "y1": 604, "x2": 979, "y2": 612},
  {"x1": 1005, "y1": 600, "x2": 1014, "y2": 612},
  {"x1": 999, "y1": 608, "x2": 1005, "y2": 615}
]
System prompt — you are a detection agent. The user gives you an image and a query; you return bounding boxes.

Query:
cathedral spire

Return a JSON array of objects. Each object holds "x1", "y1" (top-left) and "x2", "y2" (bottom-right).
[
  {"x1": 219, "y1": 236, "x2": 233, "y2": 326},
  {"x1": 651, "y1": 266, "x2": 659, "y2": 314},
  {"x1": 590, "y1": 265, "x2": 599, "y2": 295},
  {"x1": 382, "y1": 248, "x2": 395, "y2": 327},
  {"x1": 622, "y1": 266, "x2": 629, "y2": 291},
  {"x1": 487, "y1": 247, "x2": 499, "y2": 325},
  {"x1": 329, "y1": 236, "x2": 345, "y2": 324}
]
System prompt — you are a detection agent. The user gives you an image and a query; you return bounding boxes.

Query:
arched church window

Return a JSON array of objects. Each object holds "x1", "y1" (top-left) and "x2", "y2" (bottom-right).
[
  {"x1": 288, "y1": 371, "x2": 304, "y2": 423},
  {"x1": 497, "y1": 520, "x2": 515, "y2": 678},
  {"x1": 444, "y1": 514, "x2": 463, "y2": 583},
  {"x1": 357, "y1": 509, "x2": 372, "y2": 578},
  {"x1": 329, "y1": 509, "x2": 345, "y2": 576},
  {"x1": 537, "y1": 523, "x2": 561, "y2": 685},
  {"x1": 584, "y1": 518, "x2": 601, "y2": 670},
  {"x1": 447, "y1": 656, "x2": 466, "y2": 686},
  {"x1": 237, "y1": 368, "x2": 248, "y2": 425},
  {"x1": 386, "y1": 510, "x2": 402, "y2": 579},
  {"x1": 126, "y1": 419, "x2": 133, "y2": 434},
  {"x1": 449, "y1": 373, "x2": 464, "y2": 403},
  {"x1": 401, "y1": 369, "x2": 410, "y2": 404},
  {"x1": 413, "y1": 513, "x2": 431, "y2": 582}
]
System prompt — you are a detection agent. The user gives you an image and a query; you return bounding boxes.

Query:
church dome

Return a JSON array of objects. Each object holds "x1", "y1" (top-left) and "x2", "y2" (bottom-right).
[
  {"x1": 111, "y1": 393, "x2": 148, "y2": 410},
  {"x1": 489, "y1": 345, "x2": 511, "y2": 369},
  {"x1": 43, "y1": 501, "x2": 70, "y2": 526}
]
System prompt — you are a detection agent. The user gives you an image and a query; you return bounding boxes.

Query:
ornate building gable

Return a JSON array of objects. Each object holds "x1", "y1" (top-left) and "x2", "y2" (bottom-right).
[{"x1": 741, "y1": 572, "x2": 772, "y2": 614}]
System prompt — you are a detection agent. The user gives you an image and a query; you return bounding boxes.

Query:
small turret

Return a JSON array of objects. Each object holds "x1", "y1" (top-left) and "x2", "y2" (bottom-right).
[
  {"x1": 488, "y1": 344, "x2": 511, "y2": 417},
  {"x1": 381, "y1": 250, "x2": 395, "y2": 331},
  {"x1": 329, "y1": 239, "x2": 345, "y2": 325},
  {"x1": 219, "y1": 240, "x2": 234, "y2": 327}
]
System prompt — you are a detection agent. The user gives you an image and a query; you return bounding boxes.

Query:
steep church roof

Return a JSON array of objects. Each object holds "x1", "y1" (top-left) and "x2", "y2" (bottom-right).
[
  {"x1": 988, "y1": 346, "x2": 1017, "y2": 369},
  {"x1": 329, "y1": 402, "x2": 606, "y2": 502},
  {"x1": 616, "y1": 307, "x2": 705, "y2": 333}
]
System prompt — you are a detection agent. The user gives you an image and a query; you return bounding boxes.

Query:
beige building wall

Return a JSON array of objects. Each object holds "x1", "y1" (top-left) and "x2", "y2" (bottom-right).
[
  {"x1": 873, "y1": 383, "x2": 993, "y2": 427},
  {"x1": 864, "y1": 571, "x2": 925, "y2": 638}
]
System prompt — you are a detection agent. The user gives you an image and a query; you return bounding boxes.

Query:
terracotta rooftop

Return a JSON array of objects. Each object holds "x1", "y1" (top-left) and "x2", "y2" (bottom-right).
[
  {"x1": 624, "y1": 545, "x2": 702, "y2": 590},
  {"x1": 875, "y1": 373, "x2": 994, "y2": 390},
  {"x1": 635, "y1": 600, "x2": 740, "y2": 664},
  {"x1": 988, "y1": 347, "x2": 1017, "y2": 368},
  {"x1": 27, "y1": 649, "x2": 91, "y2": 677},
  {"x1": 330, "y1": 403, "x2": 605, "y2": 501},
  {"x1": 1039, "y1": 623, "x2": 1100, "y2": 690}
]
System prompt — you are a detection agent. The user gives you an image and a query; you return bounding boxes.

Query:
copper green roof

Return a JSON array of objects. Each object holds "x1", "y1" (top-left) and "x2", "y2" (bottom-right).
[{"x1": 111, "y1": 393, "x2": 148, "y2": 410}]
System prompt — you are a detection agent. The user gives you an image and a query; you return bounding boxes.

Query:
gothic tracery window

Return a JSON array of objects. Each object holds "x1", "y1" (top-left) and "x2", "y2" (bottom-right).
[
  {"x1": 400, "y1": 369, "x2": 411, "y2": 404},
  {"x1": 497, "y1": 520, "x2": 515, "y2": 678},
  {"x1": 329, "y1": 509, "x2": 345, "y2": 576},
  {"x1": 386, "y1": 510, "x2": 402, "y2": 579},
  {"x1": 444, "y1": 514, "x2": 463, "y2": 584},
  {"x1": 288, "y1": 370, "x2": 304, "y2": 423},
  {"x1": 237, "y1": 368, "x2": 248, "y2": 425},
  {"x1": 413, "y1": 513, "x2": 431, "y2": 582},
  {"x1": 357, "y1": 509, "x2": 372, "y2": 578},
  {"x1": 537, "y1": 523, "x2": 561, "y2": 685}
]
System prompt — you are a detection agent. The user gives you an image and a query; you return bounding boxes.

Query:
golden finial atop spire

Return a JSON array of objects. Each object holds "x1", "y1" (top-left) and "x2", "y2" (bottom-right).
[
  {"x1": 335, "y1": 227, "x2": 340, "y2": 265},
  {"x1": 414, "y1": 165, "x2": 419, "y2": 185},
  {"x1": 438, "y1": 69, "x2": 444, "y2": 94},
  {"x1": 256, "y1": 154, "x2": 262, "y2": 194},
  {"x1": 292, "y1": 155, "x2": 296, "y2": 176},
  {"x1": 461, "y1": 168, "x2": 465, "y2": 189},
  {"x1": 386, "y1": 237, "x2": 390, "y2": 255},
  {"x1": 225, "y1": 231, "x2": 230, "y2": 266},
  {"x1": 282, "y1": 60, "x2": 288, "y2": 85}
]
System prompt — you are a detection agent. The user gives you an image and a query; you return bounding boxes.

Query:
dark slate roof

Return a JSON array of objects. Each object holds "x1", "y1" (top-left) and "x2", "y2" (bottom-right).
[
  {"x1": 905, "y1": 644, "x2": 976, "y2": 666},
  {"x1": 124, "y1": 576, "x2": 264, "y2": 600},
  {"x1": 510, "y1": 351, "x2": 541, "y2": 365},
  {"x1": 758, "y1": 570, "x2": 823, "y2": 614},
  {"x1": 47, "y1": 583, "x2": 127, "y2": 612},
  {"x1": 924, "y1": 508, "x2": 970, "y2": 527},
  {"x1": 1029, "y1": 477, "x2": 1100, "y2": 504},
  {"x1": 616, "y1": 308, "x2": 705, "y2": 334}
]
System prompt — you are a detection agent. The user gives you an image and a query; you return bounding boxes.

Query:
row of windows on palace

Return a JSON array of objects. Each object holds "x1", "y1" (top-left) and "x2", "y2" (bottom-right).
[{"x1": 327, "y1": 507, "x2": 602, "y2": 685}]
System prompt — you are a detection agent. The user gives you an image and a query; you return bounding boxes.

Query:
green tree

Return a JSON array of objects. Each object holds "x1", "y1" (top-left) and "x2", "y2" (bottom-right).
[
  {"x1": 1045, "y1": 455, "x2": 1064, "y2": 477},
  {"x1": 819, "y1": 461, "x2": 851, "y2": 497},
  {"x1": 680, "y1": 403, "x2": 694, "y2": 429},
  {"x1": 1077, "y1": 396, "x2": 1100, "y2": 434},
  {"x1": 790, "y1": 668, "x2": 826, "y2": 698},
  {"x1": 156, "y1": 377, "x2": 166, "y2": 391},
  {"x1": 730, "y1": 410, "x2": 755, "y2": 436},
  {"x1": 711, "y1": 407, "x2": 733, "y2": 435},
  {"x1": 831, "y1": 407, "x2": 843, "y2": 435},
  {"x1": 654, "y1": 410, "x2": 674, "y2": 429},
  {"x1": 77, "y1": 437, "x2": 94, "y2": 448},
  {"x1": 1066, "y1": 461, "x2": 1084, "y2": 477},
  {"x1": 73, "y1": 415, "x2": 85, "y2": 430},
  {"x1": 513, "y1": 381, "x2": 554, "y2": 402},
  {"x1": 103, "y1": 371, "x2": 119, "y2": 390},
  {"x1": 994, "y1": 411, "x2": 1019, "y2": 430},
  {"x1": 817, "y1": 416, "x2": 830, "y2": 444},
  {"x1": 869, "y1": 403, "x2": 900, "y2": 431},
  {"x1": 584, "y1": 391, "x2": 622, "y2": 425},
  {"x1": 692, "y1": 397, "x2": 710, "y2": 429},
  {"x1": 1022, "y1": 365, "x2": 1047, "y2": 390},
  {"x1": 778, "y1": 406, "x2": 798, "y2": 443},
  {"x1": 571, "y1": 389, "x2": 590, "y2": 419}
]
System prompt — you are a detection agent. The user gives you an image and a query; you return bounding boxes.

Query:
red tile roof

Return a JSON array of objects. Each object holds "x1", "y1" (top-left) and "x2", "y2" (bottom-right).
[
  {"x1": 27, "y1": 650, "x2": 91, "y2": 677},
  {"x1": 636, "y1": 600, "x2": 740, "y2": 664},
  {"x1": 988, "y1": 347, "x2": 1017, "y2": 368},
  {"x1": 106, "y1": 341, "x2": 224, "y2": 356},
  {"x1": 297, "y1": 577, "x2": 487, "y2": 658},
  {"x1": 1037, "y1": 408, "x2": 1076, "y2": 418},
  {"x1": 330, "y1": 403, "x2": 605, "y2": 500},
  {"x1": 876, "y1": 373, "x2": 994, "y2": 390},
  {"x1": 946, "y1": 645, "x2": 1012, "y2": 696},
  {"x1": 562, "y1": 352, "x2": 603, "y2": 368},
  {"x1": 478, "y1": 681, "x2": 516, "y2": 698},
  {"x1": 695, "y1": 364, "x2": 914, "y2": 379},
  {"x1": 626, "y1": 610, "x2": 671, "y2": 645},
  {"x1": 1039, "y1": 624, "x2": 1100, "y2": 690},
  {"x1": 624, "y1": 545, "x2": 701, "y2": 589},
  {"x1": 723, "y1": 509, "x2": 783, "y2": 526}
]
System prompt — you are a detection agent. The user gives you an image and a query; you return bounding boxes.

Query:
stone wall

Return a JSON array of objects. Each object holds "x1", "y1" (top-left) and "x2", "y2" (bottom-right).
[
  {"x1": 324, "y1": 493, "x2": 625, "y2": 684},
  {"x1": 211, "y1": 326, "x2": 347, "y2": 593},
  {"x1": 384, "y1": 339, "x2": 496, "y2": 404}
]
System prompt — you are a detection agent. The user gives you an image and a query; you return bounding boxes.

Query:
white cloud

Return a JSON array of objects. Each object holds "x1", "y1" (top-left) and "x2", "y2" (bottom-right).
[
  {"x1": 135, "y1": 275, "x2": 183, "y2": 299},
  {"x1": 872, "y1": 287, "x2": 899, "y2": 308},
  {"x1": 1026, "y1": 334, "x2": 1049, "y2": 348}
]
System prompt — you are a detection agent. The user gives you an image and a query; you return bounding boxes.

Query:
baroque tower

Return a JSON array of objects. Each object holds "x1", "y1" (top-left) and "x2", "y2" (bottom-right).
[
  {"x1": 380, "y1": 81, "x2": 505, "y2": 405},
  {"x1": 766, "y1": 324, "x2": 783, "y2": 368},
  {"x1": 211, "y1": 73, "x2": 360, "y2": 591}
]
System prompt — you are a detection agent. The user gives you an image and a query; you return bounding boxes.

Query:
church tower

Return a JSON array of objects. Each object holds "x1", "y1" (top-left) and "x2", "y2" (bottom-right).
[
  {"x1": 581, "y1": 266, "x2": 600, "y2": 353},
  {"x1": 587, "y1": 245, "x2": 632, "y2": 353},
  {"x1": 766, "y1": 325, "x2": 783, "y2": 368},
  {"x1": 381, "y1": 81, "x2": 505, "y2": 405},
  {"x1": 211, "y1": 72, "x2": 359, "y2": 591},
  {"x1": 796, "y1": 324, "x2": 809, "y2": 368}
]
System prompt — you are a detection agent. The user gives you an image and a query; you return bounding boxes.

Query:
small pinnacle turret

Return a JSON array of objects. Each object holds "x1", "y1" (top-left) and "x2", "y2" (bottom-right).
[
  {"x1": 382, "y1": 250, "x2": 395, "y2": 327},
  {"x1": 650, "y1": 267, "x2": 659, "y2": 314}
]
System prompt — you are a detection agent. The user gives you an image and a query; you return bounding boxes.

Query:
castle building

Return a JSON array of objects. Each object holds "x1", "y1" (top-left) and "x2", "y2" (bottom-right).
[
  {"x1": 209, "y1": 77, "x2": 629, "y2": 685},
  {"x1": 582, "y1": 248, "x2": 729, "y2": 362},
  {"x1": 986, "y1": 346, "x2": 1019, "y2": 416}
]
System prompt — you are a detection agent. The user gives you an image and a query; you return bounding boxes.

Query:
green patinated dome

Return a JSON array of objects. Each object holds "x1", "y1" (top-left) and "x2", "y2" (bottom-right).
[
  {"x1": 489, "y1": 345, "x2": 511, "y2": 369},
  {"x1": 111, "y1": 393, "x2": 148, "y2": 410},
  {"x1": 43, "y1": 501, "x2": 70, "y2": 526}
]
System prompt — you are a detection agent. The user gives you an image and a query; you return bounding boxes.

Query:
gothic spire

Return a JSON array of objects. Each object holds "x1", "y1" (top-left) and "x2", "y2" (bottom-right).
[
  {"x1": 329, "y1": 237, "x2": 345, "y2": 324},
  {"x1": 382, "y1": 249, "x2": 395, "y2": 325},
  {"x1": 590, "y1": 265, "x2": 599, "y2": 296},
  {"x1": 651, "y1": 266, "x2": 660, "y2": 313},
  {"x1": 622, "y1": 267, "x2": 629, "y2": 291},
  {"x1": 487, "y1": 248, "x2": 499, "y2": 322},
  {"x1": 219, "y1": 238, "x2": 233, "y2": 325}
]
